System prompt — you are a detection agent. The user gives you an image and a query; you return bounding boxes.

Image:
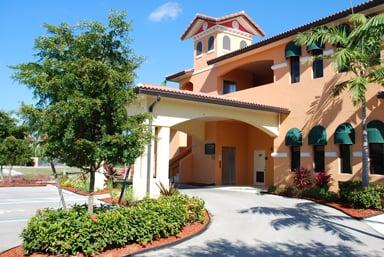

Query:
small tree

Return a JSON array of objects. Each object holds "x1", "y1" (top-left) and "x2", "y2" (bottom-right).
[
  {"x1": 0, "y1": 111, "x2": 31, "y2": 182},
  {"x1": 1, "y1": 136, "x2": 32, "y2": 182},
  {"x1": 12, "y1": 12, "x2": 151, "y2": 213},
  {"x1": 296, "y1": 13, "x2": 384, "y2": 188}
]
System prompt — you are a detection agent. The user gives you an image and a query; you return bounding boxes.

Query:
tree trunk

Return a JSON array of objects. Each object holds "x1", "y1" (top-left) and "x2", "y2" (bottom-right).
[
  {"x1": 0, "y1": 165, "x2": 3, "y2": 181},
  {"x1": 88, "y1": 165, "x2": 96, "y2": 214},
  {"x1": 50, "y1": 161, "x2": 67, "y2": 210},
  {"x1": 361, "y1": 98, "x2": 370, "y2": 188},
  {"x1": 118, "y1": 165, "x2": 130, "y2": 205},
  {"x1": 8, "y1": 165, "x2": 12, "y2": 183}
]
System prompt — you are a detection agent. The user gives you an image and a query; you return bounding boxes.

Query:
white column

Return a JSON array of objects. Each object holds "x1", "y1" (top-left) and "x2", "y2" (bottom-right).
[
  {"x1": 151, "y1": 126, "x2": 170, "y2": 197},
  {"x1": 133, "y1": 125, "x2": 155, "y2": 199}
]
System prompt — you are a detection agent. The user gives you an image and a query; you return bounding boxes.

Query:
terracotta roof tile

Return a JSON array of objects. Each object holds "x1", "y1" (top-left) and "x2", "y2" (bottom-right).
[
  {"x1": 135, "y1": 84, "x2": 290, "y2": 114},
  {"x1": 207, "y1": 0, "x2": 384, "y2": 65}
]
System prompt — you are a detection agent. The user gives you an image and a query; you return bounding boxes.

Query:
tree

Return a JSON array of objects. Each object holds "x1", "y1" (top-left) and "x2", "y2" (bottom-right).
[
  {"x1": 12, "y1": 12, "x2": 151, "y2": 213},
  {"x1": 0, "y1": 111, "x2": 31, "y2": 182},
  {"x1": 296, "y1": 13, "x2": 384, "y2": 188}
]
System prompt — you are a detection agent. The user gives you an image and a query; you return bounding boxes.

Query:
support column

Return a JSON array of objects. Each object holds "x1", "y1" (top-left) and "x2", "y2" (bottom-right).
[
  {"x1": 155, "y1": 126, "x2": 170, "y2": 186},
  {"x1": 133, "y1": 125, "x2": 155, "y2": 199}
]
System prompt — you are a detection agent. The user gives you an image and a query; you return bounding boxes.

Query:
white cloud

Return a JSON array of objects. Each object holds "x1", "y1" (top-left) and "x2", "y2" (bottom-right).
[{"x1": 149, "y1": 2, "x2": 182, "y2": 22}]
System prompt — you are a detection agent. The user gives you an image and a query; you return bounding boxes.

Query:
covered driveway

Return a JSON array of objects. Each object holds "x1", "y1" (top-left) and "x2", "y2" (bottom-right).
[{"x1": 136, "y1": 187, "x2": 384, "y2": 257}]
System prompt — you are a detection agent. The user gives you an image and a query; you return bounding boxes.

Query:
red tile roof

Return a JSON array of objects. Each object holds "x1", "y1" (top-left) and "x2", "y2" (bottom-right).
[
  {"x1": 207, "y1": 0, "x2": 384, "y2": 65},
  {"x1": 181, "y1": 11, "x2": 265, "y2": 40},
  {"x1": 135, "y1": 84, "x2": 290, "y2": 114}
]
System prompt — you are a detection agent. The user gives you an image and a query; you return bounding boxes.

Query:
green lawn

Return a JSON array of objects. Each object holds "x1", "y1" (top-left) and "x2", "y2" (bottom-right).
[{"x1": 12, "y1": 166, "x2": 82, "y2": 180}]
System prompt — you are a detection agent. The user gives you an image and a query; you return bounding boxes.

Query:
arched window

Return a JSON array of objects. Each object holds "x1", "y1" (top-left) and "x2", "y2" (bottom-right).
[
  {"x1": 223, "y1": 36, "x2": 231, "y2": 51},
  {"x1": 308, "y1": 125, "x2": 327, "y2": 172},
  {"x1": 196, "y1": 41, "x2": 202, "y2": 56},
  {"x1": 240, "y1": 40, "x2": 247, "y2": 49},
  {"x1": 208, "y1": 36, "x2": 214, "y2": 51},
  {"x1": 285, "y1": 41, "x2": 301, "y2": 84},
  {"x1": 368, "y1": 120, "x2": 384, "y2": 175},
  {"x1": 285, "y1": 128, "x2": 302, "y2": 171},
  {"x1": 334, "y1": 123, "x2": 355, "y2": 174}
]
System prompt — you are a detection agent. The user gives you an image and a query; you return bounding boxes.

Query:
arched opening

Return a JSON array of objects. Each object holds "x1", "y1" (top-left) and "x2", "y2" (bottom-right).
[
  {"x1": 219, "y1": 60, "x2": 274, "y2": 94},
  {"x1": 181, "y1": 82, "x2": 193, "y2": 91},
  {"x1": 169, "y1": 117, "x2": 275, "y2": 186},
  {"x1": 196, "y1": 41, "x2": 203, "y2": 56},
  {"x1": 223, "y1": 35, "x2": 231, "y2": 51},
  {"x1": 208, "y1": 36, "x2": 215, "y2": 51}
]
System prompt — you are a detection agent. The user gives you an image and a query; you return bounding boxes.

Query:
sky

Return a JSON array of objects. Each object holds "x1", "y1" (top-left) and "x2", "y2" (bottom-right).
[{"x1": 0, "y1": 0, "x2": 368, "y2": 111}]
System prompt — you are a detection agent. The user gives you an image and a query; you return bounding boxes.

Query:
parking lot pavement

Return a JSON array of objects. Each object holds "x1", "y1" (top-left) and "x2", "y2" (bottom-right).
[{"x1": 0, "y1": 185, "x2": 102, "y2": 252}]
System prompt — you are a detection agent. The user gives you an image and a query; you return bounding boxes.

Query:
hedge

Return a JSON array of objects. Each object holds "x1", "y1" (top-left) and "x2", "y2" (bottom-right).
[{"x1": 21, "y1": 194, "x2": 205, "y2": 256}]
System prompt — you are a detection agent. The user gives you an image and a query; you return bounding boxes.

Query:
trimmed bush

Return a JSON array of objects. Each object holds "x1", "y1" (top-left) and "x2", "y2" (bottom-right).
[
  {"x1": 339, "y1": 180, "x2": 361, "y2": 202},
  {"x1": 22, "y1": 194, "x2": 205, "y2": 256},
  {"x1": 347, "y1": 186, "x2": 383, "y2": 209}
]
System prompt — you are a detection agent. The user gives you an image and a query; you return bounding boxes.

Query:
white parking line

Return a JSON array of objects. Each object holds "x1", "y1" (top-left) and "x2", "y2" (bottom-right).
[{"x1": 0, "y1": 218, "x2": 29, "y2": 224}]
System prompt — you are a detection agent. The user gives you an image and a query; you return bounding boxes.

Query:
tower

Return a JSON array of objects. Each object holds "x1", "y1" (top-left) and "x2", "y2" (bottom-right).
[{"x1": 181, "y1": 11, "x2": 265, "y2": 70}]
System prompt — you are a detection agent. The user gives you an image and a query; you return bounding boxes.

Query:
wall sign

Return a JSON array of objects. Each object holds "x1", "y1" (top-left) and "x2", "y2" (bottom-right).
[{"x1": 205, "y1": 143, "x2": 215, "y2": 155}]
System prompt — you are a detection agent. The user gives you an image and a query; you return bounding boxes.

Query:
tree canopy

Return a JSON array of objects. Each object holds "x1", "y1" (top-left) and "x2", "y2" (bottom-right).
[{"x1": 12, "y1": 11, "x2": 151, "y2": 211}]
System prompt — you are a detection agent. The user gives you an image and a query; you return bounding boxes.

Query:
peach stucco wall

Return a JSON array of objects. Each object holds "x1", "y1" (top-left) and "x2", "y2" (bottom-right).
[{"x1": 172, "y1": 32, "x2": 384, "y2": 189}]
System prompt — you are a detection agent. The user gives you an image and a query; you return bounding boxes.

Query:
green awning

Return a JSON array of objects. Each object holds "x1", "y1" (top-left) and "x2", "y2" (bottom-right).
[
  {"x1": 307, "y1": 41, "x2": 325, "y2": 52},
  {"x1": 368, "y1": 120, "x2": 384, "y2": 143},
  {"x1": 285, "y1": 128, "x2": 302, "y2": 146},
  {"x1": 334, "y1": 123, "x2": 355, "y2": 145},
  {"x1": 308, "y1": 125, "x2": 327, "y2": 145},
  {"x1": 285, "y1": 41, "x2": 302, "y2": 58}
]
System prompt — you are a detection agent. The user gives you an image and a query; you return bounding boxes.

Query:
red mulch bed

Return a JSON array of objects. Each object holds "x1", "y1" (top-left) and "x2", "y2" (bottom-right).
[
  {"x1": 270, "y1": 192, "x2": 383, "y2": 219},
  {"x1": 0, "y1": 210, "x2": 210, "y2": 257},
  {"x1": 61, "y1": 186, "x2": 110, "y2": 196}
]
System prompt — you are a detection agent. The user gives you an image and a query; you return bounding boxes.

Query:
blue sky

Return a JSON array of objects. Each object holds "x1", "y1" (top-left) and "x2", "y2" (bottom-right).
[{"x1": 0, "y1": 0, "x2": 367, "y2": 111}]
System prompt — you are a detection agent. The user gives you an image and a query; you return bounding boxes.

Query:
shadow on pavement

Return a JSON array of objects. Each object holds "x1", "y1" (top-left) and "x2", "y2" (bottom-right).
[
  {"x1": 152, "y1": 239, "x2": 382, "y2": 257},
  {"x1": 238, "y1": 201, "x2": 384, "y2": 243}
]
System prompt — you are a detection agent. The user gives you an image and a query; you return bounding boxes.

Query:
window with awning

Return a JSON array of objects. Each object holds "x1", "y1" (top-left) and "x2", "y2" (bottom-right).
[
  {"x1": 285, "y1": 128, "x2": 302, "y2": 172},
  {"x1": 285, "y1": 41, "x2": 301, "y2": 58},
  {"x1": 308, "y1": 125, "x2": 327, "y2": 145},
  {"x1": 285, "y1": 128, "x2": 302, "y2": 146},
  {"x1": 334, "y1": 123, "x2": 355, "y2": 145},
  {"x1": 368, "y1": 120, "x2": 384, "y2": 175},
  {"x1": 368, "y1": 120, "x2": 384, "y2": 143}
]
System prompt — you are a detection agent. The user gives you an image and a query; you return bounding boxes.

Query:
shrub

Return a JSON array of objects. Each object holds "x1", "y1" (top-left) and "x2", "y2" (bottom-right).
[
  {"x1": 339, "y1": 180, "x2": 362, "y2": 202},
  {"x1": 22, "y1": 194, "x2": 205, "y2": 256},
  {"x1": 267, "y1": 185, "x2": 277, "y2": 193},
  {"x1": 314, "y1": 172, "x2": 331, "y2": 189},
  {"x1": 347, "y1": 186, "x2": 382, "y2": 209},
  {"x1": 293, "y1": 167, "x2": 314, "y2": 189},
  {"x1": 103, "y1": 164, "x2": 119, "y2": 183}
]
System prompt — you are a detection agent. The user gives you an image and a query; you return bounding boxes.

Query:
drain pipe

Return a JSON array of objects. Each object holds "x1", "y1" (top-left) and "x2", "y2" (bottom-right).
[{"x1": 146, "y1": 95, "x2": 161, "y2": 196}]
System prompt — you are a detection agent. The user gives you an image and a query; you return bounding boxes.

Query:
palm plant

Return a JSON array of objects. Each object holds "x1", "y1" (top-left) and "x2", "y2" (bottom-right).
[{"x1": 296, "y1": 13, "x2": 384, "y2": 188}]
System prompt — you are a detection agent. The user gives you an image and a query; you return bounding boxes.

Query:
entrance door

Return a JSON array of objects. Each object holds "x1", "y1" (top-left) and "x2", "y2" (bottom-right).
[
  {"x1": 254, "y1": 150, "x2": 265, "y2": 184},
  {"x1": 222, "y1": 147, "x2": 236, "y2": 185}
]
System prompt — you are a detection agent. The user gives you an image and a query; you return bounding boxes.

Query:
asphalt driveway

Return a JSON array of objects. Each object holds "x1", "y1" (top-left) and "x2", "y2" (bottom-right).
[
  {"x1": 136, "y1": 187, "x2": 384, "y2": 257},
  {"x1": 0, "y1": 185, "x2": 101, "y2": 252}
]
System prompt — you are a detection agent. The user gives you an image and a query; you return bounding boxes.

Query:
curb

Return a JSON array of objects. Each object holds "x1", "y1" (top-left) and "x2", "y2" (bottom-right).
[{"x1": 126, "y1": 210, "x2": 211, "y2": 257}]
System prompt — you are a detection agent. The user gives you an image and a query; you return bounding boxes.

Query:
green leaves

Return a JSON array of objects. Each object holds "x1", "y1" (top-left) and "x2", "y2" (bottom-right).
[
  {"x1": 296, "y1": 13, "x2": 384, "y2": 106},
  {"x1": 11, "y1": 11, "x2": 150, "y2": 179},
  {"x1": 21, "y1": 195, "x2": 205, "y2": 256}
]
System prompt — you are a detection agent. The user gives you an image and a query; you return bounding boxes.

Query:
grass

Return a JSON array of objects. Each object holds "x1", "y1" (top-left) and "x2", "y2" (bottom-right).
[{"x1": 6, "y1": 166, "x2": 82, "y2": 180}]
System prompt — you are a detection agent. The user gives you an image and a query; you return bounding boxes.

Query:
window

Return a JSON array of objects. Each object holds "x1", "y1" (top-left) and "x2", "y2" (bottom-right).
[
  {"x1": 340, "y1": 144, "x2": 352, "y2": 174},
  {"x1": 240, "y1": 40, "x2": 247, "y2": 49},
  {"x1": 223, "y1": 80, "x2": 236, "y2": 94},
  {"x1": 208, "y1": 36, "x2": 214, "y2": 51},
  {"x1": 369, "y1": 143, "x2": 384, "y2": 175},
  {"x1": 291, "y1": 146, "x2": 301, "y2": 171},
  {"x1": 312, "y1": 49, "x2": 323, "y2": 78},
  {"x1": 290, "y1": 56, "x2": 300, "y2": 83},
  {"x1": 314, "y1": 145, "x2": 325, "y2": 172},
  {"x1": 196, "y1": 41, "x2": 202, "y2": 56},
  {"x1": 223, "y1": 36, "x2": 231, "y2": 51}
]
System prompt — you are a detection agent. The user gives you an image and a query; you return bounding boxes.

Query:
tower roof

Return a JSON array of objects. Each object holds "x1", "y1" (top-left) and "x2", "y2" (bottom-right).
[{"x1": 181, "y1": 11, "x2": 265, "y2": 40}]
